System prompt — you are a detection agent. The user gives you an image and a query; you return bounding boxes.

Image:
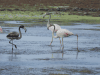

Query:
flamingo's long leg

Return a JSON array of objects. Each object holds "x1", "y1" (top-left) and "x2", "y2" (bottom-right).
[
  {"x1": 50, "y1": 35, "x2": 53, "y2": 45},
  {"x1": 76, "y1": 34, "x2": 79, "y2": 52},
  {"x1": 59, "y1": 38, "x2": 61, "y2": 44},
  {"x1": 62, "y1": 37, "x2": 63, "y2": 46},
  {"x1": 61, "y1": 37, "x2": 64, "y2": 48},
  {"x1": 77, "y1": 35, "x2": 78, "y2": 50},
  {"x1": 9, "y1": 39, "x2": 17, "y2": 50},
  {"x1": 12, "y1": 40, "x2": 13, "y2": 50}
]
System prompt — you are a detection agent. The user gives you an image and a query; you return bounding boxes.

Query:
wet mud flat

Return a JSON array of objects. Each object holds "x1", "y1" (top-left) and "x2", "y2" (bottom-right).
[{"x1": 0, "y1": 22, "x2": 100, "y2": 75}]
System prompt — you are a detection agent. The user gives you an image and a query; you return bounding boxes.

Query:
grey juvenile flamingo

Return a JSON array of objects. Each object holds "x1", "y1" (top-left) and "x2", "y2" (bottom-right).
[{"x1": 6, "y1": 25, "x2": 27, "y2": 51}]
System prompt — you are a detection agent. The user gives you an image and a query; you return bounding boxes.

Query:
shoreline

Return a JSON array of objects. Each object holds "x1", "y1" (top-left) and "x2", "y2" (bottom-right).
[{"x1": 0, "y1": 11, "x2": 100, "y2": 24}]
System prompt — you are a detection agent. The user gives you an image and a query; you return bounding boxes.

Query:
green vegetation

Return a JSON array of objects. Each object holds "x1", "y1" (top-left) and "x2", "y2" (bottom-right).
[
  {"x1": 0, "y1": 11, "x2": 44, "y2": 21},
  {"x1": 48, "y1": 6, "x2": 69, "y2": 9},
  {"x1": 0, "y1": 4, "x2": 100, "y2": 24},
  {"x1": 0, "y1": 10, "x2": 100, "y2": 24}
]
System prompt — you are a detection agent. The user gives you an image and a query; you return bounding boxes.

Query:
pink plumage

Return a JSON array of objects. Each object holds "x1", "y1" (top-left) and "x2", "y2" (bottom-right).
[{"x1": 0, "y1": 26, "x2": 3, "y2": 33}]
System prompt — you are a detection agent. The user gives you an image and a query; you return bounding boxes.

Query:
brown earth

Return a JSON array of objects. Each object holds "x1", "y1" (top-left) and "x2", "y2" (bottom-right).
[
  {"x1": 0, "y1": 0, "x2": 100, "y2": 9},
  {"x1": 0, "y1": 0, "x2": 70, "y2": 8},
  {"x1": 0, "y1": 0, "x2": 100, "y2": 17}
]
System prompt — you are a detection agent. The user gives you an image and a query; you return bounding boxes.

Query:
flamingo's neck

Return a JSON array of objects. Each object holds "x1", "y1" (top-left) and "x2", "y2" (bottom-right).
[
  {"x1": 52, "y1": 25, "x2": 57, "y2": 38},
  {"x1": 19, "y1": 27, "x2": 22, "y2": 39},
  {"x1": 48, "y1": 14, "x2": 51, "y2": 24},
  {"x1": 52, "y1": 32, "x2": 57, "y2": 38}
]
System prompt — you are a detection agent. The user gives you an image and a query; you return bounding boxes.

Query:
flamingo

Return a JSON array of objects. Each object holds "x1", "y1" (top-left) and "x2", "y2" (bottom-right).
[
  {"x1": 51, "y1": 25, "x2": 79, "y2": 51},
  {"x1": 0, "y1": 26, "x2": 3, "y2": 33},
  {"x1": 6, "y1": 25, "x2": 27, "y2": 51},
  {"x1": 43, "y1": 12, "x2": 61, "y2": 45}
]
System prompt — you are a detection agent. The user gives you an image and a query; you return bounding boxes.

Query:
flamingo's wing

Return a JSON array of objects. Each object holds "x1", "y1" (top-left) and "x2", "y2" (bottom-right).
[
  {"x1": 64, "y1": 29, "x2": 73, "y2": 35},
  {"x1": 57, "y1": 29, "x2": 73, "y2": 37},
  {"x1": 7, "y1": 32, "x2": 19, "y2": 37},
  {"x1": 56, "y1": 29, "x2": 66, "y2": 37},
  {"x1": 54, "y1": 24, "x2": 61, "y2": 30}
]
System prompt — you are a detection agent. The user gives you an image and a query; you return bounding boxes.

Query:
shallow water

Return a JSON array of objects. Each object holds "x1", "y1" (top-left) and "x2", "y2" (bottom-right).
[{"x1": 0, "y1": 22, "x2": 100, "y2": 75}]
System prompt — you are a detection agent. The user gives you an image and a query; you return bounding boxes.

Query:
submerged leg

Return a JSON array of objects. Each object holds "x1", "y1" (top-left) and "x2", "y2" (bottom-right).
[
  {"x1": 75, "y1": 34, "x2": 79, "y2": 52},
  {"x1": 50, "y1": 35, "x2": 53, "y2": 45},
  {"x1": 62, "y1": 38, "x2": 63, "y2": 46},
  {"x1": 12, "y1": 40, "x2": 13, "y2": 50},
  {"x1": 61, "y1": 38, "x2": 64, "y2": 48},
  {"x1": 59, "y1": 38, "x2": 61, "y2": 44},
  {"x1": 61, "y1": 38, "x2": 63, "y2": 46},
  {"x1": 76, "y1": 35, "x2": 79, "y2": 52}
]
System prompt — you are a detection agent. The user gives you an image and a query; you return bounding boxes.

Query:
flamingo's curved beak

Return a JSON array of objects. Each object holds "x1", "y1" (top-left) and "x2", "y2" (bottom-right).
[
  {"x1": 43, "y1": 14, "x2": 46, "y2": 18},
  {"x1": 24, "y1": 27, "x2": 27, "y2": 32}
]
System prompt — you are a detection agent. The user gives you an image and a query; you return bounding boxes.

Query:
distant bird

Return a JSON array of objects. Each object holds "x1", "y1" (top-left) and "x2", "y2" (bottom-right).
[
  {"x1": 0, "y1": 26, "x2": 3, "y2": 33},
  {"x1": 51, "y1": 25, "x2": 79, "y2": 51},
  {"x1": 43, "y1": 12, "x2": 61, "y2": 45},
  {"x1": 6, "y1": 25, "x2": 27, "y2": 51}
]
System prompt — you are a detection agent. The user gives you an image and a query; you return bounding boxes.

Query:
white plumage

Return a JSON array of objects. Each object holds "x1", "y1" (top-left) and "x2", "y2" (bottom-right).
[
  {"x1": 43, "y1": 12, "x2": 61, "y2": 45},
  {"x1": 53, "y1": 29, "x2": 74, "y2": 38},
  {"x1": 43, "y1": 12, "x2": 79, "y2": 51},
  {"x1": 51, "y1": 25, "x2": 79, "y2": 52}
]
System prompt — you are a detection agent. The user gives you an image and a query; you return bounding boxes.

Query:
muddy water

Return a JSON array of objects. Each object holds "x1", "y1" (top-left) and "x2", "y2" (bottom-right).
[{"x1": 0, "y1": 21, "x2": 100, "y2": 75}]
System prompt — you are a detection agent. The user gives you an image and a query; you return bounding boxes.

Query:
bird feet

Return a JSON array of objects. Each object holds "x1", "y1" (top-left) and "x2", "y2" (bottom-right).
[
  {"x1": 15, "y1": 45, "x2": 17, "y2": 49},
  {"x1": 50, "y1": 42, "x2": 52, "y2": 45},
  {"x1": 50, "y1": 43, "x2": 51, "y2": 45},
  {"x1": 61, "y1": 45, "x2": 64, "y2": 48}
]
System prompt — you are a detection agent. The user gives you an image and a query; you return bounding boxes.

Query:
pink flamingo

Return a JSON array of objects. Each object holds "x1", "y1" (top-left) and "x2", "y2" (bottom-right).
[{"x1": 51, "y1": 25, "x2": 79, "y2": 51}]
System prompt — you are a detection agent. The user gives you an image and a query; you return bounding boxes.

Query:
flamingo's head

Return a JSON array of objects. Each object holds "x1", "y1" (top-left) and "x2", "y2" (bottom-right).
[
  {"x1": 43, "y1": 12, "x2": 51, "y2": 18},
  {"x1": 19, "y1": 25, "x2": 27, "y2": 32},
  {"x1": 43, "y1": 12, "x2": 48, "y2": 18},
  {"x1": 43, "y1": 13, "x2": 46, "y2": 18}
]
